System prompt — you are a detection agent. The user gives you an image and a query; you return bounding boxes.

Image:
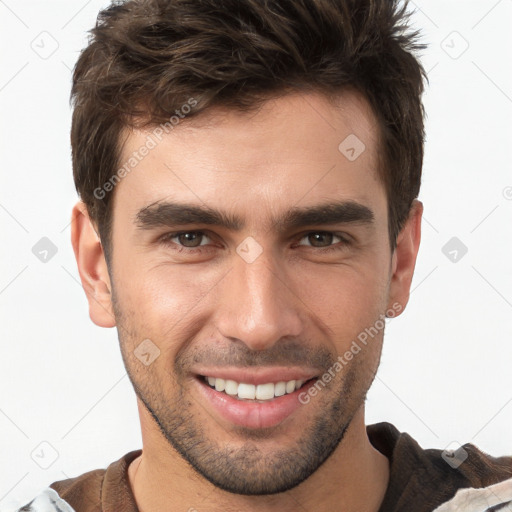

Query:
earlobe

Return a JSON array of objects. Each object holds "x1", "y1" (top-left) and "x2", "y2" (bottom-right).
[
  {"x1": 387, "y1": 199, "x2": 423, "y2": 315},
  {"x1": 70, "y1": 201, "x2": 116, "y2": 328}
]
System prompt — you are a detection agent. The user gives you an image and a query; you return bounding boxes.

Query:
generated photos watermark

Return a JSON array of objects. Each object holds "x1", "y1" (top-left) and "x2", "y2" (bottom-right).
[
  {"x1": 94, "y1": 97, "x2": 198, "y2": 200},
  {"x1": 298, "y1": 302, "x2": 403, "y2": 405}
]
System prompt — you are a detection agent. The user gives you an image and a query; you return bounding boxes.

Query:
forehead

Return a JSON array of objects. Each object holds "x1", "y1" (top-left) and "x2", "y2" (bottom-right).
[{"x1": 113, "y1": 90, "x2": 385, "y2": 228}]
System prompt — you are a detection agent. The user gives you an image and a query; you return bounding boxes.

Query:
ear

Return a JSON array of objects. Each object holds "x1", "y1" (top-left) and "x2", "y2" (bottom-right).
[
  {"x1": 387, "y1": 199, "x2": 423, "y2": 316},
  {"x1": 70, "y1": 201, "x2": 116, "y2": 328}
]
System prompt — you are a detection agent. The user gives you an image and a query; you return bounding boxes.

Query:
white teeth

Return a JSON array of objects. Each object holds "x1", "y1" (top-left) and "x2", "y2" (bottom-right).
[
  {"x1": 274, "y1": 381, "x2": 286, "y2": 397},
  {"x1": 224, "y1": 379, "x2": 238, "y2": 396},
  {"x1": 214, "y1": 378, "x2": 225, "y2": 392},
  {"x1": 204, "y1": 376, "x2": 309, "y2": 400},
  {"x1": 256, "y1": 382, "x2": 275, "y2": 400},
  {"x1": 238, "y1": 383, "x2": 256, "y2": 400},
  {"x1": 285, "y1": 380, "x2": 296, "y2": 394}
]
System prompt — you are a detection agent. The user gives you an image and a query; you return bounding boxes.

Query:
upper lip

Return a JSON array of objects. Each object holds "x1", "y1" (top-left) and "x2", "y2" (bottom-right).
[{"x1": 193, "y1": 366, "x2": 319, "y2": 385}]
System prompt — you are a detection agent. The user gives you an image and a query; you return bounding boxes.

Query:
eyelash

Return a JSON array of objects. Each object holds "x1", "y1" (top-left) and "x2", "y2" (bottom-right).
[{"x1": 158, "y1": 231, "x2": 352, "y2": 254}]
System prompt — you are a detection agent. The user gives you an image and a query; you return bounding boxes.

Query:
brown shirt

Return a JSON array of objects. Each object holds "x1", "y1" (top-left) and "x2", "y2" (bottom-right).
[{"x1": 19, "y1": 422, "x2": 512, "y2": 512}]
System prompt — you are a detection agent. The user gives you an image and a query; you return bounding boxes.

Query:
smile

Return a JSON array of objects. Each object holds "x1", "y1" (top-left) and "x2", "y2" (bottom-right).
[
  {"x1": 203, "y1": 376, "x2": 308, "y2": 401},
  {"x1": 194, "y1": 371, "x2": 319, "y2": 429}
]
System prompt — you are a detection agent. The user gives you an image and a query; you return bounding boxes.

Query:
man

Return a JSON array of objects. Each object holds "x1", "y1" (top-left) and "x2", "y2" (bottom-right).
[{"x1": 17, "y1": 0, "x2": 512, "y2": 511}]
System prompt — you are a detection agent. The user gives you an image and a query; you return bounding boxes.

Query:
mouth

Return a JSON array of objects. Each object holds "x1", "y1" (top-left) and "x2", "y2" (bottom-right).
[
  {"x1": 193, "y1": 370, "x2": 319, "y2": 429},
  {"x1": 200, "y1": 375, "x2": 314, "y2": 402}
]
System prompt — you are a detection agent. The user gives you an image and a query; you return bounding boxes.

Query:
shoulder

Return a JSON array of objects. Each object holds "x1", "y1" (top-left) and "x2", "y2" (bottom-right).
[
  {"x1": 368, "y1": 422, "x2": 512, "y2": 485},
  {"x1": 11, "y1": 487, "x2": 75, "y2": 512},
  {"x1": 13, "y1": 450, "x2": 142, "y2": 512},
  {"x1": 49, "y1": 467, "x2": 105, "y2": 511},
  {"x1": 48, "y1": 449, "x2": 141, "y2": 511},
  {"x1": 11, "y1": 469, "x2": 104, "y2": 512},
  {"x1": 368, "y1": 422, "x2": 512, "y2": 511}
]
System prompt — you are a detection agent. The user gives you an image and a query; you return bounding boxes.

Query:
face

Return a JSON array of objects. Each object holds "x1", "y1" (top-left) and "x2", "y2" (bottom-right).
[{"x1": 78, "y1": 91, "x2": 419, "y2": 495}]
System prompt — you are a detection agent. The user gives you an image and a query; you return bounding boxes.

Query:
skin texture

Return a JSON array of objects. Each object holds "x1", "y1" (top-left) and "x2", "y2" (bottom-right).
[{"x1": 71, "y1": 91, "x2": 422, "y2": 512}]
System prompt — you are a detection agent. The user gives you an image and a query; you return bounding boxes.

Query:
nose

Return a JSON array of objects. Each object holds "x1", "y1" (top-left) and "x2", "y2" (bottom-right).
[{"x1": 215, "y1": 243, "x2": 303, "y2": 351}]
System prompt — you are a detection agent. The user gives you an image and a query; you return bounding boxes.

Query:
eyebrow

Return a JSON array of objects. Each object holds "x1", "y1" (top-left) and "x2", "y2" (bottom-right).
[{"x1": 135, "y1": 200, "x2": 375, "y2": 234}]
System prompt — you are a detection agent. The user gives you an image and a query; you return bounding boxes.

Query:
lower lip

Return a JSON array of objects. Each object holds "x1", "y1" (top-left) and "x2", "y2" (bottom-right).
[{"x1": 195, "y1": 377, "x2": 313, "y2": 429}]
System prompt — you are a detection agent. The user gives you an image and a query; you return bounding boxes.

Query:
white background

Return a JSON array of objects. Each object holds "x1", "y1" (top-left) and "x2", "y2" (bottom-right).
[{"x1": 1, "y1": 0, "x2": 511, "y2": 509}]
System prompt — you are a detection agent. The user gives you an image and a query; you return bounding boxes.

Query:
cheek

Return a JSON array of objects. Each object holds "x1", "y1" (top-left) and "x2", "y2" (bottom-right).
[
  {"x1": 113, "y1": 258, "x2": 223, "y2": 341},
  {"x1": 294, "y1": 258, "x2": 390, "y2": 335}
]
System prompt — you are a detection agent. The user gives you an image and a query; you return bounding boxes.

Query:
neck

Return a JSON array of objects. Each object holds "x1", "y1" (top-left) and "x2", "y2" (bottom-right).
[{"x1": 128, "y1": 403, "x2": 390, "y2": 512}]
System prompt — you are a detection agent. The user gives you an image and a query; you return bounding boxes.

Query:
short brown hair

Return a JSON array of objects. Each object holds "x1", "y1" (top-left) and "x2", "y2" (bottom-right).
[{"x1": 71, "y1": 0, "x2": 426, "y2": 261}]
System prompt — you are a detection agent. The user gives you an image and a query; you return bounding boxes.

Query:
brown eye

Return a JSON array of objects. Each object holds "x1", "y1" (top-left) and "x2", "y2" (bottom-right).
[
  {"x1": 306, "y1": 232, "x2": 334, "y2": 248},
  {"x1": 294, "y1": 232, "x2": 352, "y2": 253},
  {"x1": 176, "y1": 232, "x2": 204, "y2": 247},
  {"x1": 160, "y1": 231, "x2": 212, "y2": 250}
]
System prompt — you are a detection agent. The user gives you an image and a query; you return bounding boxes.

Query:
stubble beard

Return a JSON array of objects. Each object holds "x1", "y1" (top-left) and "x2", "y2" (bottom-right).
[{"x1": 112, "y1": 288, "x2": 381, "y2": 495}]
